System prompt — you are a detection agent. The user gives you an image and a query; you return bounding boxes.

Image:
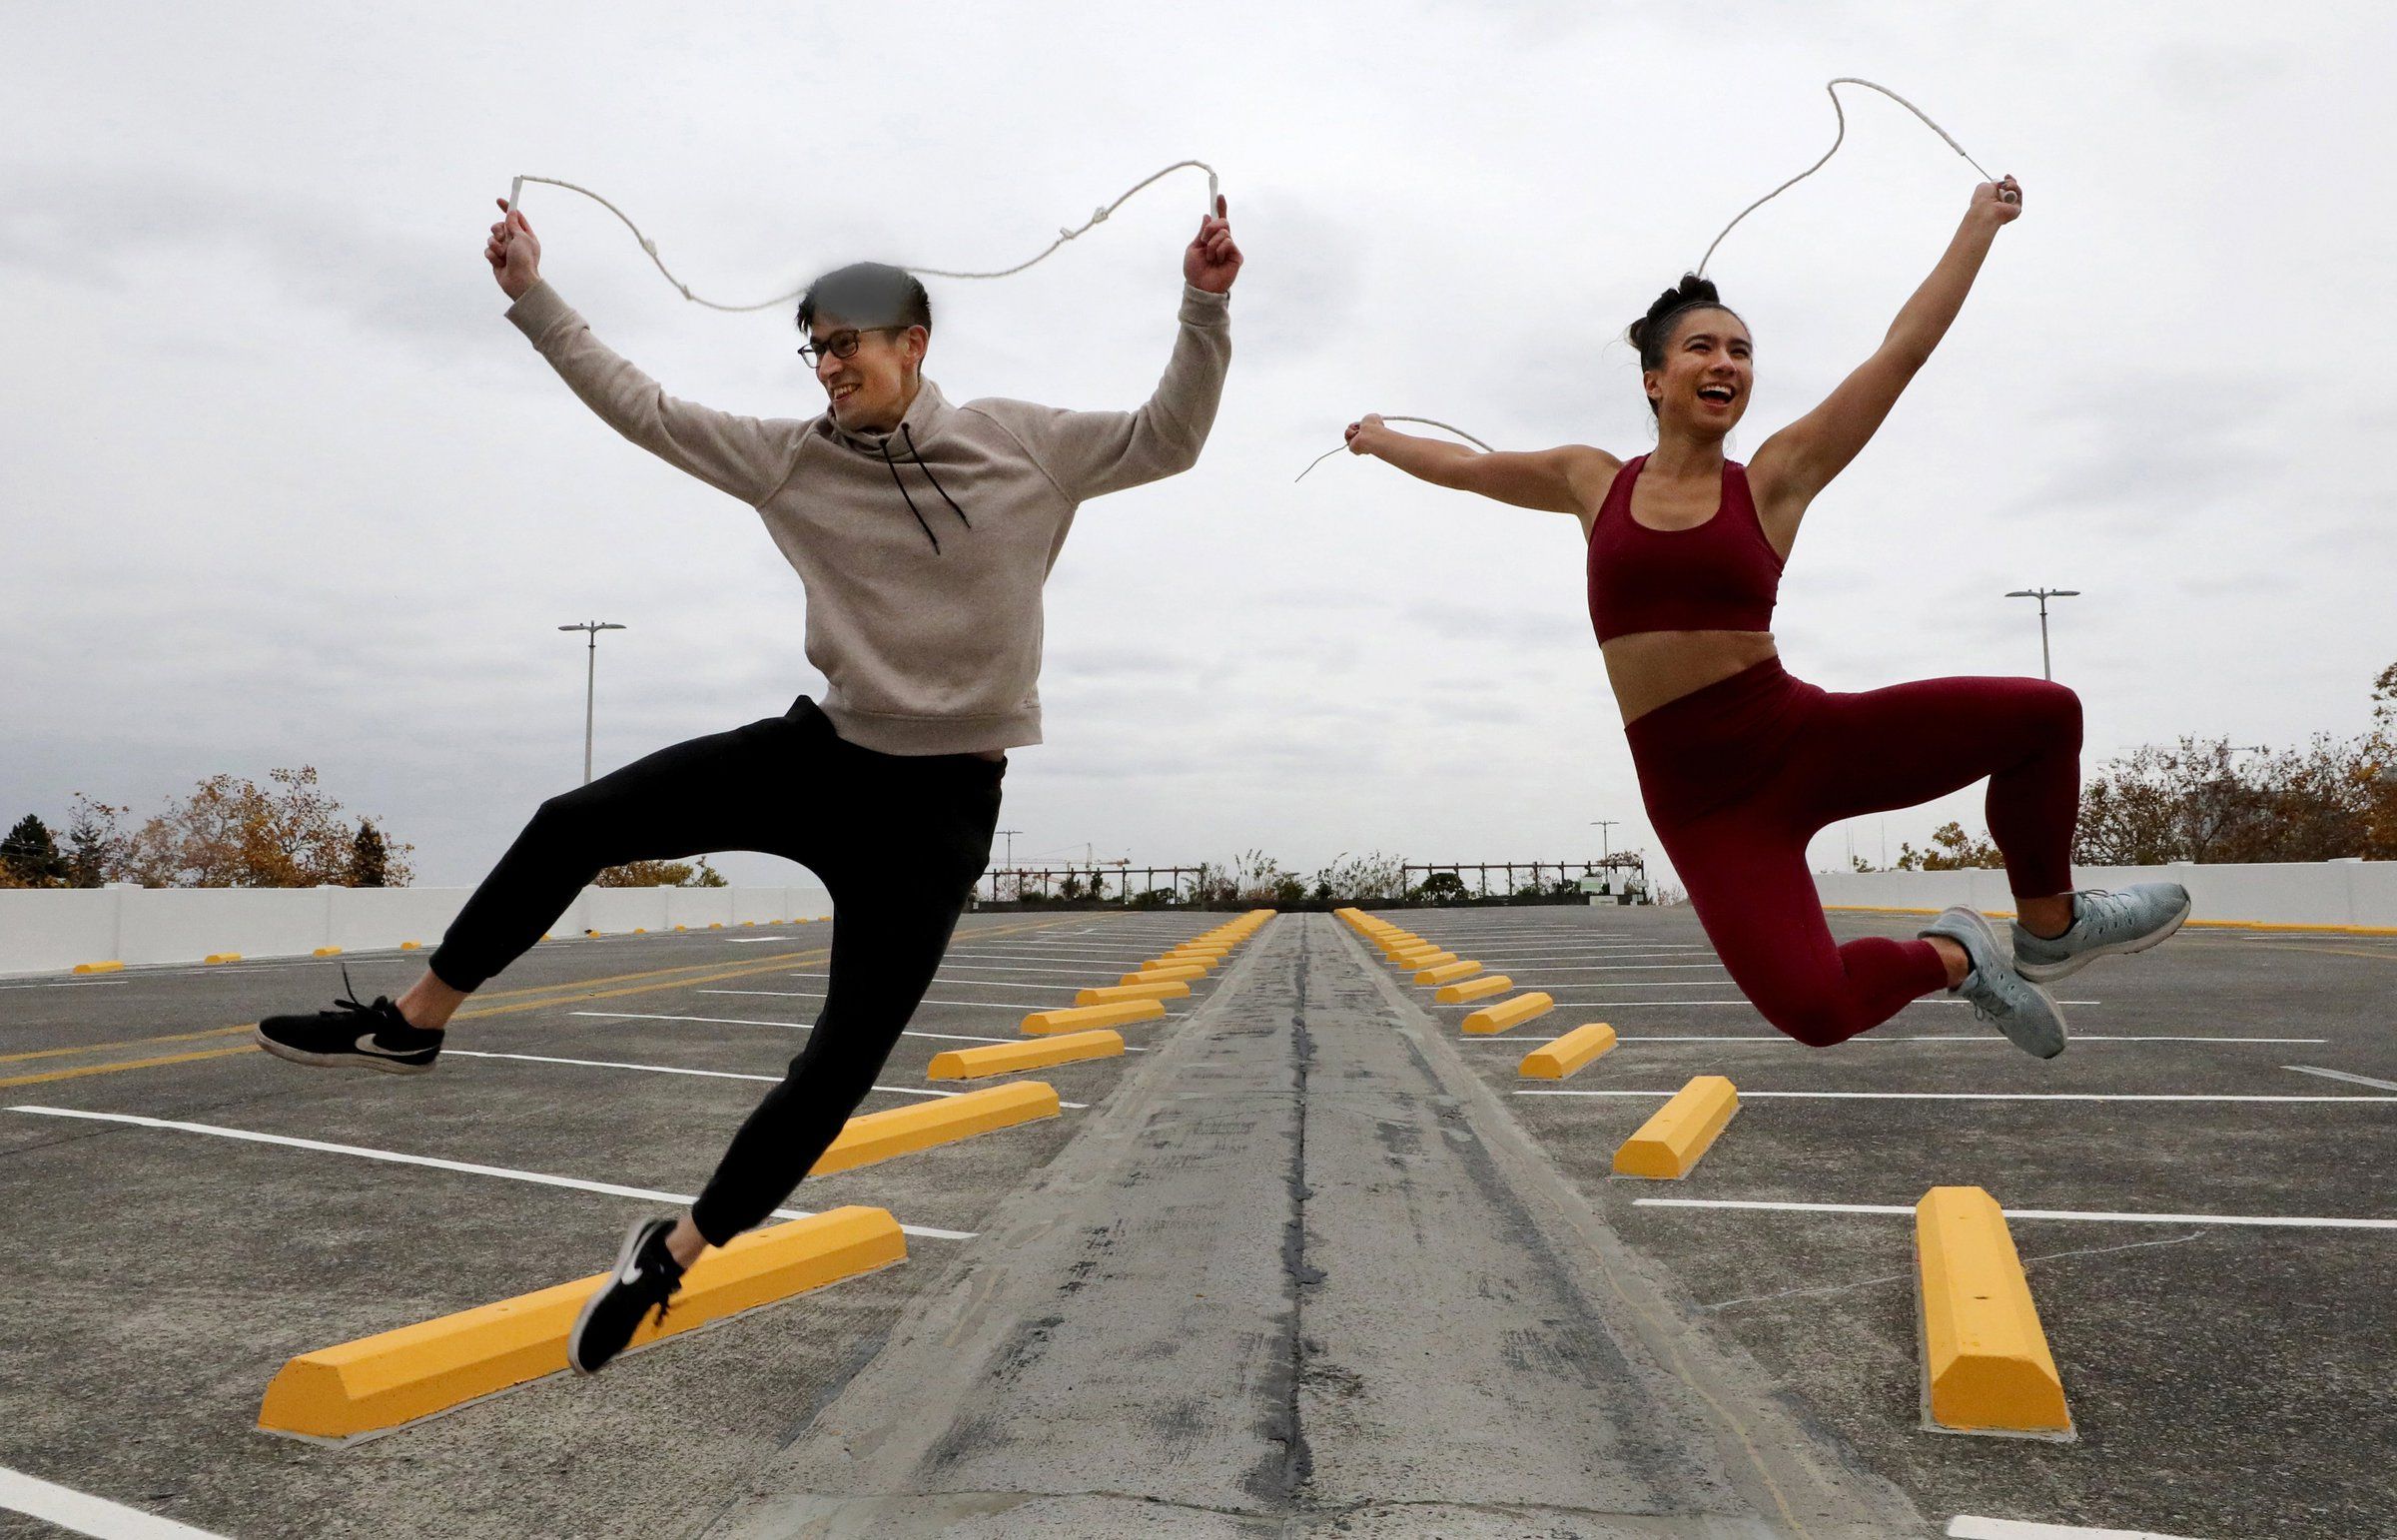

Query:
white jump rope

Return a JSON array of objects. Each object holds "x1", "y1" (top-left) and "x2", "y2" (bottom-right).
[
  {"x1": 502, "y1": 161, "x2": 1220, "y2": 312},
  {"x1": 1291, "y1": 77, "x2": 2006, "y2": 481}
]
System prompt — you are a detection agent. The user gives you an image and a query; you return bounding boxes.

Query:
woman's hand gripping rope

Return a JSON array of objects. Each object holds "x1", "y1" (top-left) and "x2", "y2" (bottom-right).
[{"x1": 1295, "y1": 413, "x2": 1495, "y2": 482}]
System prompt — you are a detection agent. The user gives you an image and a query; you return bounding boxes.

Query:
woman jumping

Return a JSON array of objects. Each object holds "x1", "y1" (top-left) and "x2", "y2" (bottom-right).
[{"x1": 1343, "y1": 176, "x2": 2186, "y2": 1055}]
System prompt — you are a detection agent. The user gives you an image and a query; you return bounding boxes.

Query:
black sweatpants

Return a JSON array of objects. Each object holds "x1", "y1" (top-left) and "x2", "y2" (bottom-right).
[{"x1": 428, "y1": 697, "x2": 1004, "y2": 1244}]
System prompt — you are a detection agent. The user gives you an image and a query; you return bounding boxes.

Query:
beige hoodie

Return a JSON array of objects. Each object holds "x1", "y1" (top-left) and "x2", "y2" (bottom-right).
[{"x1": 505, "y1": 279, "x2": 1230, "y2": 754}]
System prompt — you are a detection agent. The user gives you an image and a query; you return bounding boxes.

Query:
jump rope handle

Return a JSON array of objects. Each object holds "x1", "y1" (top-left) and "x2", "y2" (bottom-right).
[{"x1": 507, "y1": 175, "x2": 524, "y2": 221}]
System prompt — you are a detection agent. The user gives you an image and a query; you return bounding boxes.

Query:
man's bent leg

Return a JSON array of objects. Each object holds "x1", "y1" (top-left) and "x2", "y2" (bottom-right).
[
  {"x1": 686, "y1": 881, "x2": 972, "y2": 1245},
  {"x1": 427, "y1": 713, "x2": 812, "y2": 995}
]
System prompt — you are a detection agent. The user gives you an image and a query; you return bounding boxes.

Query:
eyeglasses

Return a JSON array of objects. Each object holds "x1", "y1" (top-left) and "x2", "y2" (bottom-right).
[{"x1": 797, "y1": 326, "x2": 907, "y2": 368}]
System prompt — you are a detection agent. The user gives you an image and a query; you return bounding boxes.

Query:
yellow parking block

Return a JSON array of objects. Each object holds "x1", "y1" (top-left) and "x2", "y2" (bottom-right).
[
  {"x1": 1161, "y1": 945, "x2": 1228, "y2": 961},
  {"x1": 1462, "y1": 992, "x2": 1555, "y2": 1035},
  {"x1": 1121, "y1": 965, "x2": 1203, "y2": 986},
  {"x1": 1146, "y1": 955, "x2": 1216, "y2": 973},
  {"x1": 1519, "y1": 1024, "x2": 1616, "y2": 1079},
  {"x1": 259, "y1": 1207, "x2": 903, "y2": 1442},
  {"x1": 72, "y1": 961, "x2": 126, "y2": 975},
  {"x1": 1396, "y1": 950, "x2": 1456, "y2": 971},
  {"x1": 1075, "y1": 981, "x2": 1191, "y2": 1006},
  {"x1": 928, "y1": 1030, "x2": 1125, "y2": 1081},
  {"x1": 1435, "y1": 974, "x2": 1512, "y2": 1004},
  {"x1": 1612, "y1": 1076, "x2": 1738, "y2": 1179},
  {"x1": 400, "y1": 941, "x2": 421, "y2": 951},
  {"x1": 1917, "y1": 1186, "x2": 2073, "y2": 1438},
  {"x1": 1023, "y1": 998, "x2": 1168, "y2": 1036},
  {"x1": 1414, "y1": 960, "x2": 1479, "y2": 986},
  {"x1": 812, "y1": 1081, "x2": 1061, "y2": 1173},
  {"x1": 205, "y1": 954, "x2": 243, "y2": 965},
  {"x1": 313, "y1": 947, "x2": 342, "y2": 958}
]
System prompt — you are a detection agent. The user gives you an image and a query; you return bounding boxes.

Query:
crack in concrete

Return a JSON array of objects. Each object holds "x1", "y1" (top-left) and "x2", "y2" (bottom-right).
[{"x1": 1266, "y1": 925, "x2": 1319, "y2": 1502}]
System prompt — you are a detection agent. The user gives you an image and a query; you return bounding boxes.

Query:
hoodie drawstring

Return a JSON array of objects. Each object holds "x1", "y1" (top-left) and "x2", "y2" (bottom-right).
[
  {"x1": 903, "y1": 424, "x2": 972, "y2": 532},
  {"x1": 880, "y1": 440, "x2": 943, "y2": 552},
  {"x1": 880, "y1": 426, "x2": 973, "y2": 553}
]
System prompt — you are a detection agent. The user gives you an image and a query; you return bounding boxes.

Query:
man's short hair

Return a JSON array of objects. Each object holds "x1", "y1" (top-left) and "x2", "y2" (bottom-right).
[{"x1": 796, "y1": 263, "x2": 932, "y2": 336}]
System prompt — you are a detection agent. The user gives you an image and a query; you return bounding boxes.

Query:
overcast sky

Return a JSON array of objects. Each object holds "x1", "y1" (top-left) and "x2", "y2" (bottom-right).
[{"x1": 6, "y1": 1, "x2": 2391, "y2": 895}]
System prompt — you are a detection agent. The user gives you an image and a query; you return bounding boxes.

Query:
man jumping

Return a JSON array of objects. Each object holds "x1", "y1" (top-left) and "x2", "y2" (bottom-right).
[{"x1": 256, "y1": 189, "x2": 1240, "y2": 1373}]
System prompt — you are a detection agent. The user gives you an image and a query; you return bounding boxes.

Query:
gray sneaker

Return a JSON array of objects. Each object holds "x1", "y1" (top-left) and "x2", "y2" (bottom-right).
[
  {"x1": 1920, "y1": 906, "x2": 2067, "y2": 1059},
  {"x1": 2009, "y1": 883, "x2": 2192, "y2": 984}
]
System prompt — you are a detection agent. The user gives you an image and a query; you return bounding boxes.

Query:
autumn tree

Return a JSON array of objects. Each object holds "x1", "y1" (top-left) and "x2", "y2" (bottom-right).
[
  {"x1": 1894, "y1": 821, "x2": 2002, "y2": 871},
  {"x1": 33, "y1": 771, "x2": 413, "y2": 888},
  {"x1": 594, "y1": 858, "x2": 727, "y2": 888}
]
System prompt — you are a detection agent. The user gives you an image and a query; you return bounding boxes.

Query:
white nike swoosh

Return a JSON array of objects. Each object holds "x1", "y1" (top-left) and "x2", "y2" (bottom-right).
[{"x1": 353, "y1": 1033, "x2": 423, "y2": 1059}]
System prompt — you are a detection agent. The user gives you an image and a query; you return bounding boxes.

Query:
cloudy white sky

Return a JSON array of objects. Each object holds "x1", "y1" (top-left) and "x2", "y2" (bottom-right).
[{"x1": 6, "y1": 1, "x2": 2391, "y2": 895}]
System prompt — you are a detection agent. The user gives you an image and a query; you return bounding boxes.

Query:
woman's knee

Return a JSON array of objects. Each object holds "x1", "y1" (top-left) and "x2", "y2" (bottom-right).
[
  {"x1": 2019, "y1": 679, "x2": 2082, "y2": 751},
  {"x1": 1754, "y1": 994, "x2": 1866, "y2": 1049}
]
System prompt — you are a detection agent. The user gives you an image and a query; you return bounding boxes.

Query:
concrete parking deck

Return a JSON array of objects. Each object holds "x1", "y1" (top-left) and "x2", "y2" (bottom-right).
[{"x1": 1, "y1": 907, "x2": 2388, "y2": 1538}]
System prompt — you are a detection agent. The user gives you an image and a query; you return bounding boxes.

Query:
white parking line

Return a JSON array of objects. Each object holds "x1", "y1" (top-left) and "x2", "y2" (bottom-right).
[
  {"x1": 1409, "y1": 940, "x2": 1716, "y2": 954},
  {"x1": 1518, "y1": 1089, "x2": 2394, "y2": 1103},
  {"x1": 570, "y1": 1010, "x2": 1017, "y2": 1045},
  {"x1": 1635, "y1": 1196, "x2": 2397, "y2": 1230},
  {"x1": 1948, "y1": 1511, "x2": 2210, "y2": 1538},
  {"x1": 923, "y1": 976, "x2": 1137, "y2": 991},
  {"x1": 930, "y1": 954, "x2": 1165, "y2": 964},
  {"x1": 446, "y1": 1050, "x2": 1088, "y2": 1109},
  {"x1": 2284, "y1": 1065, "x2": 2397, "y2": 1092},
  {"x1": 946, "y1": 942, "x2": 1165, "y2": 957},
  {"x1": 1481, "y1": 981, "x2": 1732, "y2": 990},
  {"x1": 706, "y1": 989, "x2": 1091, "y2": 1014},
  {"x1": 4, "y1": 1107, "x2": 977, "y2": 1239},
  {"x1": 1474, "y1": 963, "x2": 1729, "y2": 973},
  {"x1": 1482, "y1": 1033, "x2": 2309, "y2": 1045},
  {"x1": 1453, "y1": 999, "x2": 2107, "y2": 1011},
  {"x1": 0, "y1": 1464, "x2": 230, "y2": 1540},
  {"x1": 928, "y1": 956, "x2": 1165, "y2": 974}
]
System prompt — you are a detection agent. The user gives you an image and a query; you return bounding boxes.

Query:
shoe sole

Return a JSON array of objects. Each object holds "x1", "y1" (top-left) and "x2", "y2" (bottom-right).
[
  {"x1": 568, "y1": 1217, "x2": 671, "y2": 1376},
  {"x1": 2013, "y1": 899, "x2": 2192, "y2": 984},
  {"x1": 252, "y1": 1027, "x2": 435, "y2": 1075}
]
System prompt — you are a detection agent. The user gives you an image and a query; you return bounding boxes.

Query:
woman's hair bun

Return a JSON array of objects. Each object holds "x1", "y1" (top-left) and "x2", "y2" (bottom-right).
[{"x1": 1626, "y1": 273, "x2": 1722, "y2": 355}]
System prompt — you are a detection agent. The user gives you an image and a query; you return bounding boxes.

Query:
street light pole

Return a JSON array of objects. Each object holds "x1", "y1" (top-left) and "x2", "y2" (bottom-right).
[
  {"x1": 557, "y1": 621, "x2": 627, "y2": 784},
  {"x1": 997, "y1": 829, "x2": 1021, "y2": 867},
  {"x1": 2004, "y1": 588, "x2": 2080, "y2": 681},
  {"x1": 1589, "y1": 820, "x2": 1618, "y2": 863}
]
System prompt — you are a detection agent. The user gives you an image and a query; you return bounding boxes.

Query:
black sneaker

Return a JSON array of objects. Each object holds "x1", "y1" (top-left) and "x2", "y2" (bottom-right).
[
  {"x1": 568, "y1": 1216, "x2": 686, "y2": 1375},
  {"x1": 255, "y1": 971, "x2": 443, "y2": 1075}
]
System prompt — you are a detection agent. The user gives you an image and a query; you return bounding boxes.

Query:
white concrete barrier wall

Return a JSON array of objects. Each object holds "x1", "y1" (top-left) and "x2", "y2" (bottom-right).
[
  {"x1": 0, "y1": 882, "x2": 834, "y2": 977},
  {"x1": 1815, "y1": 859, "x2": 2393, "y2": 929}
]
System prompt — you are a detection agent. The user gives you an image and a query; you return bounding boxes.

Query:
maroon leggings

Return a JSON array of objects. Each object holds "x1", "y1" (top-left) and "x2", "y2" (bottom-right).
[{"x1": 1626, "y1": 658, "x2": 2081, "y2": 1048}]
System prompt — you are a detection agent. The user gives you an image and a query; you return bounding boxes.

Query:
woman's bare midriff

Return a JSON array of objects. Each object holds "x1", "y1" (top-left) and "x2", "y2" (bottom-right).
[{"x1": 1602, "y1": 630, "x2": 1782, "y2": 725}]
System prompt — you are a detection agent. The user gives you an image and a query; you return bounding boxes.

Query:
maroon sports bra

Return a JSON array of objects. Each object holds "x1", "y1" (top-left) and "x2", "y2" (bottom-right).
[{"x1": 1586, "y1": 454, "x2": 1785, "y2": 643}]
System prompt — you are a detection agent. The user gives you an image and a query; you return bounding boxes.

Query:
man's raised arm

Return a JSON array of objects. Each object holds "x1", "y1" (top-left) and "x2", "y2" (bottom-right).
[
  {"x1": 988, "y1": 196, "x2": 1241, "y2": 502},
  {"x1": 486, "y1": 201, "x2": 795, "y2": 507}
]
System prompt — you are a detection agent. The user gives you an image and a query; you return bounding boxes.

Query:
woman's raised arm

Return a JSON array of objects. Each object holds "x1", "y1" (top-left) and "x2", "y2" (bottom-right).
[{"x1": 1751, "y1": 175, "x2": 2022, "y2": 528}]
